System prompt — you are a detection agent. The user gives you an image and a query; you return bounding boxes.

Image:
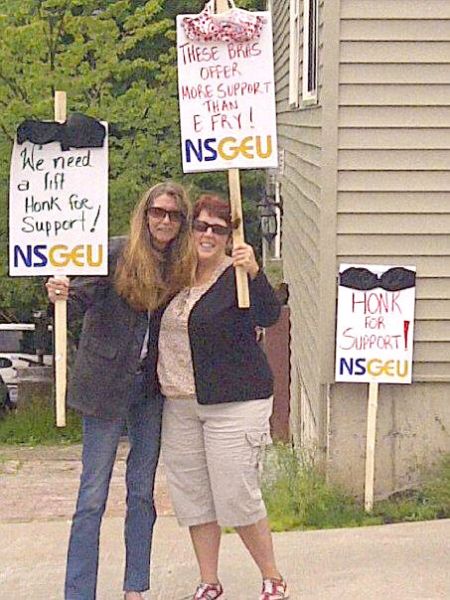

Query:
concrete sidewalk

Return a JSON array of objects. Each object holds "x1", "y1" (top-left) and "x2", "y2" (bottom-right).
[
  {"x1": 1, "y1": 516, "x2": 449, "y2": 599},
  {"x1": 1, "y1": 444, "x2": 449, "y2": 599}
]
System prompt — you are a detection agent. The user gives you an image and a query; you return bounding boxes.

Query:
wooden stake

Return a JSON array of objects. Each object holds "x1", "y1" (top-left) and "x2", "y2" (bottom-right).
[
  {"x1": 54, "y1": 90, "x2": 67, "y2": 428},
  {"x1": 228, "y1": 169, "x2": 250, "y2": 307},
  {"x1": 364, "y1": 381, "x2": 379, "y2": 512},
  {"x1": 216, "y1": 0, "x2": 250, "y2": 308}
]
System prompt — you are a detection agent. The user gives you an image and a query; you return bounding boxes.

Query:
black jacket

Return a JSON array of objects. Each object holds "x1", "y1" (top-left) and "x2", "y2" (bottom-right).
[
  {"x1": 66, "y1": 238, "x2": 148, "y2": 419},
  {"x1": 146, "y1": 266, "x2": 281, "y2": 405}
]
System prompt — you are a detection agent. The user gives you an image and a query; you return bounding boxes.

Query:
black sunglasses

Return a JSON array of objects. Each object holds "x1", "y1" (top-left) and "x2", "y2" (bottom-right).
[
  {"x1": 148, "y1": 206, "x2": 184, "y2": 223},
  {"x1": 193, "y1": 219, "x2": 231, "y2": 236}
]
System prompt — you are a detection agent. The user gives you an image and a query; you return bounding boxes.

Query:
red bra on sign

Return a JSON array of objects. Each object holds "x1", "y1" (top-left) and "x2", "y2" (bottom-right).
[{"x1": 182, "y1": 0, "x2": 266, "y2": 43}]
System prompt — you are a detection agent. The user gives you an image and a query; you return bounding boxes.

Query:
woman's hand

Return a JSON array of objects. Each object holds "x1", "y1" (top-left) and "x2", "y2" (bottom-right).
[
  {"x1": 45, "y1": 276, "x2": 70, "y2": 303},
  {"x1": 232, "y1": 243, "x2": 260, "y2": 280}
]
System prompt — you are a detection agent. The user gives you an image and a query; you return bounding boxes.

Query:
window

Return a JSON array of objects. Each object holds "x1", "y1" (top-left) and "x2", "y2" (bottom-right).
[
  {"x1": 302, "y1": 0, "x2": 318, "y2": 103},
  {"x1": 289, "y1": 0, "x2": 300, "y2": 107}
]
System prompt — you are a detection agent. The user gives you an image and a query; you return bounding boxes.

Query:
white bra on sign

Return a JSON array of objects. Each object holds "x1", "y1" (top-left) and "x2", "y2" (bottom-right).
[{"x1": 182, "y1": 0, "x2": 266, "y2": 44}]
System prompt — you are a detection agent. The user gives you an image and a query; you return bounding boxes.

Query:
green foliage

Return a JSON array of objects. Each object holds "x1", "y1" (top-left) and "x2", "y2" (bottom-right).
[
  {"x1": 0, "y1": 397, "x2": 82, "y2": 444},
  {"x1": 262, "y1": 444, "x2": 375, "y2": 531},
  {"x1": 262, "y1": 444, "x2": 450, "y2": 531},
  {"x1": 0, "y1": 0, "x2": 266, "y2": 321},
  {"x1": 373, "y1": 455, "x2": 450, "y2": 523}
]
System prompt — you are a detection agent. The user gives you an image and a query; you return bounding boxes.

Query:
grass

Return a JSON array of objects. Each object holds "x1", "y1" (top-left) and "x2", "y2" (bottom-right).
[
  {"x1": 373, "y1": 454, "x2": 450, "y2": 524},
  {"x1": 0, "y1": 397, "x2": 82, "y2": 445},
  {"x1": 262, "y1": 443, "x2": 450, "y2": 531},
  {"x1": 264, "y1": 259, "x2": 284, "y2": 288}
]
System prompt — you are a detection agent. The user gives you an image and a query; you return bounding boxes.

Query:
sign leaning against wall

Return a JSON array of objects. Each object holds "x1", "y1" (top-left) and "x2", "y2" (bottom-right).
[{"x1": 335, "y1": 263, "x2": 417, "y2": 384}]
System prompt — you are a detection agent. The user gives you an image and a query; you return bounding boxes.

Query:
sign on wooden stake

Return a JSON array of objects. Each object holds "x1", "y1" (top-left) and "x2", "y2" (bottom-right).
[
  {"x1": 335, "y1": 263, "x2": 417, "y2": 511},
  {"x1": 9, "y1": 91, "x2": 108, "y2": 426},
  {"x1": 177, "y1": 0, "x2": 278, "y2": 307}
]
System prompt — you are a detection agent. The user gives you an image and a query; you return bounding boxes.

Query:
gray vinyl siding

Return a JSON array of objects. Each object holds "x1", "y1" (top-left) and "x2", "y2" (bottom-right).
[
  {"x1": 271, "y1": 0, "x2": 324, "y2": 446},
  {"x1": 337, "y1": 0, "x2": 450, "y2": 382}
]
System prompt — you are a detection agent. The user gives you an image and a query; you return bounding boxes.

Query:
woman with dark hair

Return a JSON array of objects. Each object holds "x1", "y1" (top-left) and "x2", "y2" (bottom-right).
[
  {"x1": 146, "y1": 194, "x2": 288, "y2": 600},
  {"x1": 46, "y1": 181, "x2": 195, "y2": 600}
]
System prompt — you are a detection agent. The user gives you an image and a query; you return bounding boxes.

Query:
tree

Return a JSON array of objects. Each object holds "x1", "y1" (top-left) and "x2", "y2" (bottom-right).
[{"x1": 0, "y1": 0, "x2": 266, "y2": 320}]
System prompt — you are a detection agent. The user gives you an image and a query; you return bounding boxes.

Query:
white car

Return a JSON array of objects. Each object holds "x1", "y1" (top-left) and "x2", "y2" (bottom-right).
[{"x1": 0, "y1": 324, "x2": 53, "y2": 400}]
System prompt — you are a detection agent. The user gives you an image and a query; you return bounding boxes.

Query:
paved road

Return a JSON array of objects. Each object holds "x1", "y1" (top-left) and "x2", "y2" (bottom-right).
[{"x1": 1, "y1": 444, "x2": 449, "y2": 599}]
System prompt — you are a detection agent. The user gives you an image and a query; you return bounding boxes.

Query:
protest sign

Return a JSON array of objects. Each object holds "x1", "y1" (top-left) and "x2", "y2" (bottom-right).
[
  {"x1": 335, "y1": 264, "x2": 416, "y2": 384},
  {"x1": 177, "y1": 10, "x2": 278, "y2": 173},
  {"x1": 9, "y1": 128, "x2": 108, "y2": 276}
]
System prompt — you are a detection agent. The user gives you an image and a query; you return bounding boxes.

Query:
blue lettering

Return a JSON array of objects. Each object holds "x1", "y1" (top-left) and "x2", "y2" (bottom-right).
[
  {"x1": 185, "y1": 138, "x2": 217, "y2": 163},
  {"x1": 13, "y1": 245, "x2": 48, "y2": 268},
  {"x1": 14, "y1": 245, "x2": 32, "y2": 267},
  {"x1": 204, "y1": 139, "x2": 218, "y2": 162},
  {"x1": 339, "y1": 357, "x2": 353, "y2": 376},
  {"x1": 33, "y1": 245, "x2": 48, "y2": 267},
  {"x1": 354, "y1": 358, "x2": 366, "y2": 375},
  {"x1": 185, "y1": 139, "x2": 203, "y2": 163},
  {"x1": 339, "y1": 357, "x2": 366, "y2": 376}
]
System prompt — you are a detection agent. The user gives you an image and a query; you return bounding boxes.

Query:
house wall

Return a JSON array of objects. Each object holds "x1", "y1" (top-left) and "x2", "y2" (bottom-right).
[
  {"x1": 271, "y1": 0, "x2": 450, "y2": 496},
  {"x1": 336, "y1": 0, "x2": 450, "y2": 383},
  {"x1": 328, "y1": 0, "x2": 450, "y2": 496},
  {"x1": 271, "y1": 0, "x2": 328, "y2": 452}
]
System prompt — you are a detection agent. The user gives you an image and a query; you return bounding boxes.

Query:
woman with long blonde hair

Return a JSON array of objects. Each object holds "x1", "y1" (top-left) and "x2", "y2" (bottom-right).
[
  {"x1": 115, "y1": 181, "x2": 195, "y2": 312},
  {"x1": 46, "y1": 181, "x2": 195, "y2": 600}
]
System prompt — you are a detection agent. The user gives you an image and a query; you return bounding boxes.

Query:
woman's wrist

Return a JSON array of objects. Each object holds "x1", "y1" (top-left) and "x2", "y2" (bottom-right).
[{"x1": 248, "y1": 263, "x2": 260, "y2": 280}]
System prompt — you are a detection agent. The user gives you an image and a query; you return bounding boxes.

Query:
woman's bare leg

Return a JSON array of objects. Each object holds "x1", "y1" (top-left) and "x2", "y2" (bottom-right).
[
  {"x1": 189, "y1": 521, "x2": 222, "y2": 583},
  {"x1": 235, "y1": 517, "x2": 281, "y2": 580}
]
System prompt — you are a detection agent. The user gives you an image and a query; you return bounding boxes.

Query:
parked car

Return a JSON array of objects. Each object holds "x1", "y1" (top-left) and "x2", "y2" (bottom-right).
[
  {"x1": 0, "y1": 371, "x2": 12, "y2": 414},
  {"x1": 0, "y1": 324, "x2": 52, "y2": 404}
]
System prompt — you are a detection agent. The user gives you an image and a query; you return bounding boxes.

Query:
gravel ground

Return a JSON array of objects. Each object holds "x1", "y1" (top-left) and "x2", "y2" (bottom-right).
[{"x1": 0, "y1": 441, "x2": 173, "y2": 523}]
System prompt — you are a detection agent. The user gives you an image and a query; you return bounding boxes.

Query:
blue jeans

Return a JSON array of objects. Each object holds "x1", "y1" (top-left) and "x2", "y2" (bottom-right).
[{"x1": 65, "y1": 374, "x2": 163, "y2": 600}]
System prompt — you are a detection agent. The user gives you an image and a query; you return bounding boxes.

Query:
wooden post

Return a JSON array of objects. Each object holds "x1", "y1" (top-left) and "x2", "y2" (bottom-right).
[
  {"x1": 54, "y1": 90, "x2": 67, "y2": 427},
  {"x1": 216, "y1": 0, "x2": 250, "y2": 308},
  {"x1": 364, "y1": 381, "x2": 379, "y2": 512}
]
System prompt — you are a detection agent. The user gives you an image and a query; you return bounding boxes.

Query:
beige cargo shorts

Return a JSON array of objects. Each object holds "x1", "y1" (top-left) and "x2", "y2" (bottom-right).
[{"x1": 161, "y1": 396, "x2": 273, "y2": 527}]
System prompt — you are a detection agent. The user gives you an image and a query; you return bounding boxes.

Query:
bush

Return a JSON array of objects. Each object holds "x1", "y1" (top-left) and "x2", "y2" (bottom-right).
[
  {"x1": 262, "y1": 444, "x2": 450, "y2": 531},
  {"x1": 262, "y1": 443, "x2": 378, "y2": 531}
]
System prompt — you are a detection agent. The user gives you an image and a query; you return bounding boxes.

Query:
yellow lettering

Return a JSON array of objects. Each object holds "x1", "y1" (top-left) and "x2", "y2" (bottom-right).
[
  {"x1": 367, "y1": 358, "x2": 383, "y2": 376},
  {"x1": 397, "y1": 360, "x2": 409, "y2": 378},
  {"x1": 218, "y1": 137, "x2": 239, "y2": 160},
  {"x1": 49, "y1": 244, "x2": 69, "y2": 267},
  {"x1": 255, "y1": 135, "x2": 272, "y2": 159},
  {"x1": 48, "y1": 244, "x2": 104, "y2": 268},
  {"x1": 71, "y1": 245, "x2": 84, "y2": 267},
  {"x1": 86, "y1": 244, "x2": 103, "y2": 267},
  {"x1": 239, "y1": 136, "x2": 254, "y2": 159},
  {"x1": 383, "y1": 360, "x2": 395, "y2": 376}
]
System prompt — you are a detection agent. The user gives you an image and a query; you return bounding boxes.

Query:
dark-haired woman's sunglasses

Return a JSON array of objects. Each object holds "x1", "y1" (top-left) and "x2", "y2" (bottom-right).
[
  {"x1": 193, "y1": 219, "x2": 231, "y2": 236},
  {"x1": 148, "y1": 206, "x2": 184, "y2": 223}
]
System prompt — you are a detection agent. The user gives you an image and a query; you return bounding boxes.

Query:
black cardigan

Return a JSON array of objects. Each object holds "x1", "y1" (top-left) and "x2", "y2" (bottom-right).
[{"x1": 145, "y1": 266, "x2": 281, "y2": 405}]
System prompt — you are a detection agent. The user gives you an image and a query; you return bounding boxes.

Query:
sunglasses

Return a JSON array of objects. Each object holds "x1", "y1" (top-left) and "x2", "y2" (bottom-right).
[
  {"x1": 193, "y1": 219, "x2": 231, "y2": 236},
  {"x1": 148, "y1": 206, "x2": 184, "y2": 223}
]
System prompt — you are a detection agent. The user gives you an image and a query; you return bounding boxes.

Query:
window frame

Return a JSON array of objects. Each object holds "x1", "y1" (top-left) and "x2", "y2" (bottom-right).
[
  {"x1": 302, "y1": 0, "x2": 319, "y2": 104},
  {"x1": 289, "y1": 0, "x2": 300, "y2": 108}
]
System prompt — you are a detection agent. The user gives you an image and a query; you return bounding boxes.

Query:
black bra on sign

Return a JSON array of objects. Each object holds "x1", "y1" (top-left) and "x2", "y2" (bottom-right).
[
  {"x1": 17, "y1": 113, "x2": 106, "y2": 151},
  {"x1": 339, "y1": 267, "x2": 416, "y2": 292}
]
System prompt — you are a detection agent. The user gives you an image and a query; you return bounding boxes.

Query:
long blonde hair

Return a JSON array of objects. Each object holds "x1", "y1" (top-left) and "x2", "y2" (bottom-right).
[{"x1": 115, "y1": 182, "x2": 195, "y2": 312}]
